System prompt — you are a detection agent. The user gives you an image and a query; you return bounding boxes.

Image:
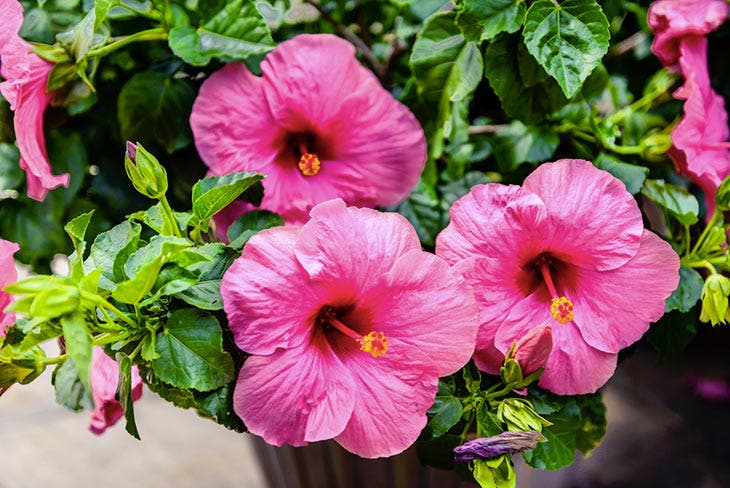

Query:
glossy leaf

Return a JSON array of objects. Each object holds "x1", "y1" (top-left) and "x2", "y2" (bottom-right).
[
  {"x1": 191, "y1": 172, "x2": 265, "y2": 231},
  {"x1": 457, "y1": 0, "x2": 526, "y2": 41},
  {"x1": 641, "y1": 179, "x2": 699, "y2": 226}
]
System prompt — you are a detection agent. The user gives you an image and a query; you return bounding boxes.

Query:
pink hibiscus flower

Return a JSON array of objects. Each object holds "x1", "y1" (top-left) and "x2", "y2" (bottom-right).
[
  {"x1": 221, "y1": 199, "x2": 478, "y2": 457},
  {"x1": 191, "y1": 34, "x2": 427, "y2": 224},
  {"x1": 648, "y1": 0, "x2": 728, "y2": 67},
  {"x1": 89, "y1": 347, "x2": 143, "y2": 435},
  {"x1": 666, "y1": 37, "x2": 730, "y2": 216},
  {"x1": 0, "y1": 238, "x2": 19, "y2": 335},
  {"x1": 0, "y1": 0, "x2": 69, "y2": 200},
  {"x1": 436, "y1": 160, "x2": 680, "y2": 395}
]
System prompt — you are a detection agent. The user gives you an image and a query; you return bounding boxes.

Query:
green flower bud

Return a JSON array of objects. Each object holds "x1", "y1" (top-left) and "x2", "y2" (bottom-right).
[
  {"x1": 500, "y1": 358, "x2": 523, "y2": 385},
  {"x1": 700, "y1": 274, "x2": 730, "y2": 326},
  {"x1": 641, "y1": 133, "x2": 673, "y2": 162},
  {"x1": 496, "y1": 398, "x2": 551, "y2": 432},
  {"x1": 124, "y1": 142, "x2": 169, "y2": 200},
  {"x1": 716, "y1": 174, "x2": 730, "y2": 212}
]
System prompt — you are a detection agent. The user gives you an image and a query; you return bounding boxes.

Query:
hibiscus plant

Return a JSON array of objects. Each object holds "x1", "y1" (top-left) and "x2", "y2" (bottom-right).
[{"x1": 1, "y1": 0, "x2": 729, "y2": 486}]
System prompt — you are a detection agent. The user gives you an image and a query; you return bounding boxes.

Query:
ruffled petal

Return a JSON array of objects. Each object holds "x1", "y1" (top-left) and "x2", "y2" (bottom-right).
[
  {"x1": 648, "y1": 0, "x2": 728, "y2": 67},
  {"x1": 571, "y1": 230, "x2": 680, "y2": 353},
  {"x1": 0, "y1": 238, "x2": 19, "y2": 333},
  {"x1": 190, "y1": 62, "x2": 281, "y2": 176},
  {"x1": 233, "y1": 338, "x2": 356, "y2": 446},
  {"x1": 89, "y1": 347, "x2": 143, "y2": 435},
  {"x1": 523, "y1": 160, "x2": 644, "y2": 271},
  {"x1": 334, "y1": 338, "x2": 439, "y2": 458},
  {"x1": 538, "y1": 322, "x2": 617, "y2": 395},
  {"x1": 361, "y1": 249, "x2": 479, "y2": 376},
  {"x1": 294, "y1": 200, "x2": 421, "y2": 294},
  {"x1": 221, "y1": 226, "x2": 321, "y2": 355}
]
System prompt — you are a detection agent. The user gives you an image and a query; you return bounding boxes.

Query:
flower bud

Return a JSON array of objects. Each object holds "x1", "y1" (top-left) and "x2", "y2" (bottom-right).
[
  {"x1": 454, "y1": 431, "x2": 542, "y2": 463},
  {"x1": 496, "y1": 398, "x2": 551, "y2": 432},
  {"x1": 124, "y1": 142, "x2": 169, "y2": 200},
  {"x1": 699, "y1": 274, "x2": 730, "y2": 326},
  {"x1": 641, "y1": 133, "x2": 673, "y2": 162},
  {"x1": 514, "y1": 323, "x2": 552, "y2": 376}
]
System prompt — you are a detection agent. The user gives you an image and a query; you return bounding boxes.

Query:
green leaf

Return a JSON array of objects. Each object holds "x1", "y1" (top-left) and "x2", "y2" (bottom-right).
[
  {"x1": 152, "y1": 309, "x2": 234, "y2": 391},
  {"x1": 0, "y1": 143, "x2": 24, "y2": 190},
  {"x1": 191, "y1": 172, "x2": 265, "y2": 231},
  {"x1": 116, "y1": 353, "x2": 140, "y2": 439},
  {"x1": 87, "y1": 221, "x2": 142, "y2": 290},
  {"x1": 473, "y1": 456, "x2": 516, "y2": 488},
  {"x1": 227, "y1": 210, "x2": 284, "y2": 249},
  {"x1": 594, "y1": 153, "x2": 648, "y2": 195},
  {"x1": 61, "y1": 313, "x2": 93, "y2": 393},
  {"x1": 574, "y1": 393, "x2": 606, "y2": 456},
  {"x1": 457, "y1": 0, "x2": 526, "y2": 41},
  {"x1": 394, "y1": 181, "x2": 442, "y2": 246},
  {"x1": 94, "y1": 0, "x2": 115, "y2": 28},
  {"x1": 522, "y1": 0, "x2": 610, "y2": 98},
  {"x1": 646, "y1": 310, "x2": 698, "y2": 364},
  {"x1": 52, "y1": 359, "x2": 93, "y2": 411},
  {"x1": 175, "y1": 244, "x2": 239, "y2": 310},
  {"x1": 493, "y1": 122, "x2": 559, "y2": 172},
  {"x1": 665, "y1": 267, "x2": 703, "y2": 314},
  {"x1": 523, "y1": 400, "x2": 580, "y2": 470},
  {"x1": 427, "y1": 395, "x2": 463, "y2": 438},
  {"x1": 117, "y1": 72, "x2": 195, "y2": 154},
  {"x1": 641, "y1": 179, "x2": 699, "y2": 226},
  {"x1": 64, "y1": 210, "x2": 94, "y2": 280},
  {"x1": 483, "y1": 35, "x2": 569, "y2": 123},
  {"x1": 477, "y1": 408, "x2": 505, "y2": 437},
  {"x1": 168, "y1": 0, "x2": 274, "y2": 67},
  {"x1": 449, "y1": 42, "x2": 483, "y2": 103}
]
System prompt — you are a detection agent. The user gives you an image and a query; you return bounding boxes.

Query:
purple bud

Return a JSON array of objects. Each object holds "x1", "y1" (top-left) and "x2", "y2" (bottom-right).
[
  {"x1": 125, "y1": 141, "x2": 137, "y2": 163},
  {"x1": 454, "y1": 431, "x2": 542, "y2": 463}
]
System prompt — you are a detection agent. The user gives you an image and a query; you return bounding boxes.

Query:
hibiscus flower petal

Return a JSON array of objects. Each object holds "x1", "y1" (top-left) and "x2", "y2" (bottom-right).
[
  {"x1": 523, "y1": 159, "x2": 644, "y2": 271},
  {"x1": 89, "y1": 347, "x2": 143, "y2": 435},
  {"x1": 538, "y1": 322, "x2": 617, "y2": 395},
  {"x1": 294, "y1": 199, "x2": 421, "y2": 293},
  {"x1": 0, "y1": 238, "x2": 19, "y2": 334},
  {"x1": 334, "y1": 338, "x2": 439, "y2": 458},
  {"x1": 571, "y1": 230, "x2": 680, "y2": 353},
  {"x1": 221, "y1": 226, "x2": 320, "y2": 355},
  {"x1": 234, "y1": 338, "x2": 356, "y2": 446},
  {"x1": 361, "y1": 249, "x2": 478, "y2": 376}
]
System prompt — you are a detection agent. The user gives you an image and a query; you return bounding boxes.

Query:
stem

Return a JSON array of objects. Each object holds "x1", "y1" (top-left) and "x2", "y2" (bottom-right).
[
  {"x1": 302, "y1": 0, "x2": 386, "y2": 81},
  {"x1": 468, "y1": 124, "x2": 507, "y2": 135},
  {"x1": 608, "y1": 32, "x2": 647, "y2": 58},
  {"x1": 684, "y1": 225, "x2": 692, "y2": 258},
  {"x1": 607, "y1": 87, "x2": 669, "y2": 125},
  {"x1": 159, "y1": 195, "x2": 182, "y2": 238},
  {"x1": 690, "y1": 211, "x2": 721, "y2": 257},
  {"x1": 42, "y1": 354, "x2": 68, "y2": 365},
  {"x1": 80, "y1": 291, "x2": 138, "y2": 329},
  {"x1": 86, "y1": 28, "x2": 169, "y2": 59},
  {"x1": 681, "y1": 258, "x2": 720, "y2": 275}
]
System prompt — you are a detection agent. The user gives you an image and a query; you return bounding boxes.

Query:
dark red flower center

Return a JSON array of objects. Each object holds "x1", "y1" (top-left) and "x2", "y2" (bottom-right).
[{"x1": 316, "y1": 305, "x2": 388, "y2": 358}]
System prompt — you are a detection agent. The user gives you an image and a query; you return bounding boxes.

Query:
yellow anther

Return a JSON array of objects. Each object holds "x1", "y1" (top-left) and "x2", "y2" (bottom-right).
[
  {"x1": 358, "y1": 331, "x2": 388, "y2": 358},
  {"x1": 298, "y1": 153, "x2": 321, "y2": 176},
  {"x1": 550, "y1": 296, "x2": 574, "y2": 324}
]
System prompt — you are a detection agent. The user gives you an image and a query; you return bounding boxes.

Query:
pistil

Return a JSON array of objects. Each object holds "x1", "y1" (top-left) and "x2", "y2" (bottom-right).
[
  {"x1": 297, "y1": 139, "x2": 321, "y2": 176},
  {"x1": 320, "y1": 308, "x2": 388, "y2": 358},
  {"x1": 538, "y1": 261, "x2": 574, "y2": 324}
]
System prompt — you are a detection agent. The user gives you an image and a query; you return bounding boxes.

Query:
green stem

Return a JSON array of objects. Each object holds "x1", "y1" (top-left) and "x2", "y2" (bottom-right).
[
  {"x1": 86, "y1": 28, "x2": 168, "y2": 59},
  {"x1": 690, "y1": 211, "x2": 721, "y2": 257},
  {"x1": 607, "y1": 86, "x2": 670, "y2": 125},
  {"x1": 684, "y1": 225, "x2": 692, "y2": 258},
  {"x1": 42, "y1": 354, "x2": 68, "y2": 365},
  {"x1": 80, "y1": 291, "x2": 138, "y2": 329},
  {"x1": 681, "y1": 258, "x2": 719, "y2": 275},
  {"x1": 158, "y1": 195, "x2": 182, "y2": 238}
]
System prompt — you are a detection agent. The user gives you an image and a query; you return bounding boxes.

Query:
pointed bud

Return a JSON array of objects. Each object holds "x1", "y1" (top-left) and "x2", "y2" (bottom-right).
[
  {"x1": 514, "y1": 323, "x2": 552, "y2": 375},
  {"x1": 454, "y1": 431, "x2": 542, "y2": 463},
  {"x1": 699, "y1": 274, "x2": 730, "y2": 326},
  {"x1": 124, "y1": 142, "x2": 168, "y2": 200}
]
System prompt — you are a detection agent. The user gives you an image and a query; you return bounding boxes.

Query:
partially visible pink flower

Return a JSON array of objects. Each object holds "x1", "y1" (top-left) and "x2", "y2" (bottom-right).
[
  {"x1": 221, "y1": 199, "x2": 478, "y2": 457},
  {"x1": 683, "y1": 372, "x2": 730, "y2": 402},
  {"x1": 436, "y1": 160, "x2": 680, "y2": 395},
  {"x1": 89, "y1": 347, "x2": 143, "y2": 435},
  {"x1": 0, "y1": 238, "x2": 19, "y2": 335},
  {"x1": 648, "y1": 0, "x2": 728, "y2": 67},
  {"x1": 666, "y1": 37, "x2": 730, "y2": 216},
  {"x1": 0, "y1": 0, "x2": 69, "y2": 200},
  {"x1": 191, "y1": 34, "x2": 427, "y2": 224}
]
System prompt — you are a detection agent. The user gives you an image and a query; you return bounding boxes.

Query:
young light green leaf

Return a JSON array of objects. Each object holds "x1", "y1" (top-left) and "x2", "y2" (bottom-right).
[
  {"x1": 61, "y1": 313, "x2": 93, "y2": 393},
  {"x1": 64, "y1": 210, "x2": 94, "y2": 280},
  {"x1": 473, "y1": 455, "x2": 516, "y2": 488},
  {"x1": 641, "y1": 179, "x2": 699, "y2": 226},
  {"x1": 168, "y1": 0, "x2": 274, "y2": 67},
  {"x1": 457, "y1": 0, "x2": 526, "y2": 41},
  {"x1": 522, "y1": 0, "x2": 610, "y2": 98},
  {"x1": 152, "y1": 309, "x2": 234, "y2": 391},
  {"x1": 87, "y1": 221, "x2": 142, "y2": 290},
  {"x1": 116, "y1": 353, "x2": 140, "y2": 439},
  {"x1": 191, "y1": 172, "x2": 265, "y2": 231}
]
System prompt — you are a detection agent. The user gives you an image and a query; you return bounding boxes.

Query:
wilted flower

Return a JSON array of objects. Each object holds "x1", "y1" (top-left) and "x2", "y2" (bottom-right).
[
  {"x1": 190, "y1": 34, "x2": 427, "y2": 224},
  {"x1": 89, "y1": 347, "x2": 143, "y2": 435},
  {"x1": 436, "y1": 160, "x2": 680, "y2": 395},
  {"x1": 454, "y1": 431, "x2": 543, "y2": 463},
  {"x1": 0, "y1": 238, "x2": 19, "y2": 335},
  {"x1": 221, "y1": 199, "x2": 478, "y2": 457},
  {"x1": 0, "y1": 0, "x2": 69, "y2": 200}
]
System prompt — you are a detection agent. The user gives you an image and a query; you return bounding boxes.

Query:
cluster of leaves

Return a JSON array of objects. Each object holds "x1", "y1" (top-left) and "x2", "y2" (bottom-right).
[
  {"x1": 418, "y1": 359, "x2": 606, "y2": 487},
  {"x1": 1, "y1": 145, "x2": 283, "y2": 436}
]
